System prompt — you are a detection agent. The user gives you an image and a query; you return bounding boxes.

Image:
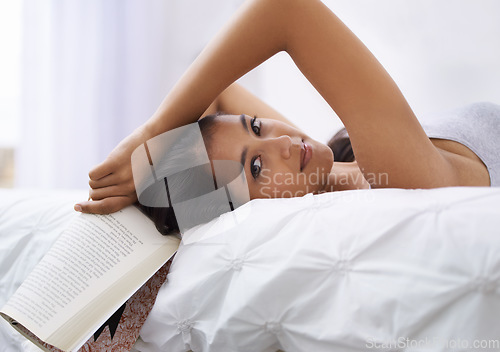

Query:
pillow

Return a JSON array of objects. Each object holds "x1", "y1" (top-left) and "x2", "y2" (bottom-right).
[{"x1": 137, "y1": 187, "x2": 500, "y2": 352}]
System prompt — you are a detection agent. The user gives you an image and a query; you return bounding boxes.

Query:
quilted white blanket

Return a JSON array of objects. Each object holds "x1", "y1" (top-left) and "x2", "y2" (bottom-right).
[
  {"x1": 137, "y1": 187, "x2": 500, "y2": 352},
  {"x1": 1, "y1": 187, "x2": 500, "y2": 352}
]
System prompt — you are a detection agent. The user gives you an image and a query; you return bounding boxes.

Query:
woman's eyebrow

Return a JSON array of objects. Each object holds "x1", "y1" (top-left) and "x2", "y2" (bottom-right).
[
  {"x1": 241, "y1": 147, "x2": 248, "y2": 170},
  {"x1": 239, "y1": 114, "x2": 249, "y2": 170},
  {"x1": 239, "y1": 114, "x2": 250, "y2": 134}
]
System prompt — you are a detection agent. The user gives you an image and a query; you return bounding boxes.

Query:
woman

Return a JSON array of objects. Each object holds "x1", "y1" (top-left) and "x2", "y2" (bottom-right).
[{"x1": 75, "y1": 0, "x2": 498, "y2": 215}]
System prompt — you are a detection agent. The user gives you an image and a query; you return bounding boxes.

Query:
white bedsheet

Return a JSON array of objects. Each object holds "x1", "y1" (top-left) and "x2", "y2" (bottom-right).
[{"x1": 138, "y1": 187, "x2": 500, "y2": 352}]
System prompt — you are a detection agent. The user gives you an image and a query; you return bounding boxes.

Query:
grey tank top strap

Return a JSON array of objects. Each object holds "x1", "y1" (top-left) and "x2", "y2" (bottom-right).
[{"x1": 418, "y1": 102, "x2": 500, "y2": 187}]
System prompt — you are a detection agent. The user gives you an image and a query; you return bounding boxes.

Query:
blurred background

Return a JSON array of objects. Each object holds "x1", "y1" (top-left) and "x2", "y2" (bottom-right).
[{"x1": 0, "y1": 0, "x2": 499, "y2": 190}]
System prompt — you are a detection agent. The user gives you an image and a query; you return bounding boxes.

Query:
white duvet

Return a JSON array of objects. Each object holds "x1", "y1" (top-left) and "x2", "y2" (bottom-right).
[
  {"x1": 137, "y1": 187, "x2": 500, "y2": 352},
  {"x1": 1, "y1": 187, "x2": 500, "y2": 352}
]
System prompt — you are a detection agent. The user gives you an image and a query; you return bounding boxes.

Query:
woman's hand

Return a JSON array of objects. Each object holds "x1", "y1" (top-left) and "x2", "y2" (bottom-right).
[{"x1": 74, "y1": 124, "x2": 154, "y2": 214}]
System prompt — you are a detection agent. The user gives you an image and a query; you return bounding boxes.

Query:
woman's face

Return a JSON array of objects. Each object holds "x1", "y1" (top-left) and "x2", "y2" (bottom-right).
[{"x1": 206, "y1": 114, "x2": 334, "y2": 199}]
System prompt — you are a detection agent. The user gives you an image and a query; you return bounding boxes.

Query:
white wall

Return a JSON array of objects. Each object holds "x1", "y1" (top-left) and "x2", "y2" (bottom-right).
[
  {"x1": 0, "y1": 1, "x2": 22, "y2": 148},
  {"x1": 240, "y1": 0, "x2": 500, "y2": 143},
  {"x1": 4, "y1": 0, "x2": 500, "y2": 188}
]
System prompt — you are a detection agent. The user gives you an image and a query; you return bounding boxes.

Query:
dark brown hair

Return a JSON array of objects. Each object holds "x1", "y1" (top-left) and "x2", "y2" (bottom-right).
[{"x1": 327, "y1": 127, "x2": 355, "y2": 162}]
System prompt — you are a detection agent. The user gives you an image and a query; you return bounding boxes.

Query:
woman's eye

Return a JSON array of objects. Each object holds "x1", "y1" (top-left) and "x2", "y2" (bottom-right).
[
  {"x1": 251, "y1": 116, "x2": 261, "y2": 136},
  {"x1": 251, "y1": 156, "x2": 262, "y2": 179}
]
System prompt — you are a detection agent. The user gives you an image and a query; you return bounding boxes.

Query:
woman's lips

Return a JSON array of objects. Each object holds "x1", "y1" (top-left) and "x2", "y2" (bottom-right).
[{"x1": 300, "y1": 141, "x2": 312, "y2": 171}]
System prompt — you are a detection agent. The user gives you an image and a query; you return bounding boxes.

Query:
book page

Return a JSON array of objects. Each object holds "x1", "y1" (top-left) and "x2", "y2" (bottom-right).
[
  {"x1": 1, "y1": 205, "x2": 179, "y2": 349},
  {"x1": 3, "y1": 258, "x2": 174, "y2": 352}
]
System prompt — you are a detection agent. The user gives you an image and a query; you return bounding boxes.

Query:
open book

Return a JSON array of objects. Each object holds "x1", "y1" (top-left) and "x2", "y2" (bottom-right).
[{"x1": 1, "y1": 205, "x2": 180, "y2": 352}]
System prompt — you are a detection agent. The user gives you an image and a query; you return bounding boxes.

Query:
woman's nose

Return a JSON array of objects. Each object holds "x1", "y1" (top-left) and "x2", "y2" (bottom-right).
[{"x1": 267, "y1": 135, "x2": 292, "y2": 159}]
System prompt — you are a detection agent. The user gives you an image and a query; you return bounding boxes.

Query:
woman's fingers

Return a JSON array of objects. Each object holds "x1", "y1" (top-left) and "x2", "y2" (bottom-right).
[
  {"x1": 82, "y1": 125, "x2": 154, "y2": 214},
  {"x1": 88, "y1": 159, "x2": 116, "y2": 181},
  {"x1": 75, "y1": 196, "x2": 136, "y2": 215},
  {"x1": 88, "y1": 172, "x2": 122, "y2": 190},
  {"x1": 88, "y1": 183, "x2": 136, "y2": 201}
]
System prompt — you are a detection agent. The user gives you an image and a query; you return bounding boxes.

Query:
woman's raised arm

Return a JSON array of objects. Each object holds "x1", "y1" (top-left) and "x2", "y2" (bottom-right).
[
  {"x1": 78, "y1": 0, "x2": 290, "y2": 214},
  {"x1": 79, "y1": 0, "x2": 454, "y2": 214}
]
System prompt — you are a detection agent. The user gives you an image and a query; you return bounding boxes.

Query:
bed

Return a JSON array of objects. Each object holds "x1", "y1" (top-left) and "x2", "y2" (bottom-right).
[{"x1": 1, "y1": 187, "x2": 500, "y2": 352}]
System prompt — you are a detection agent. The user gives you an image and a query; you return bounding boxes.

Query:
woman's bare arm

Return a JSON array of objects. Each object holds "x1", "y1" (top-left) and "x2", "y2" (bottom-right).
[
  {"x1": 80, "y1": 0, "x2": 455, "y2": 214},
  {"x1": 147, "y1": 0, "x2": 453, "y2": 189},
  {"x1": 281, "y1": 0, "x2": 454, "y2": 188},
  {"x1": 201, "y1": 83, "x2": 301, "y2": 129}
]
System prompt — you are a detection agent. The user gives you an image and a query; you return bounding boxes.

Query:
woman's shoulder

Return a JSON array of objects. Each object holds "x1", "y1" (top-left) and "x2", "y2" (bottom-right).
[
  {"x1": 430, "y1": 138, "x2": 491, "y2": 186},
  {"x1": 420, "y1": 102, "x2": 500, "y2": 187}
]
